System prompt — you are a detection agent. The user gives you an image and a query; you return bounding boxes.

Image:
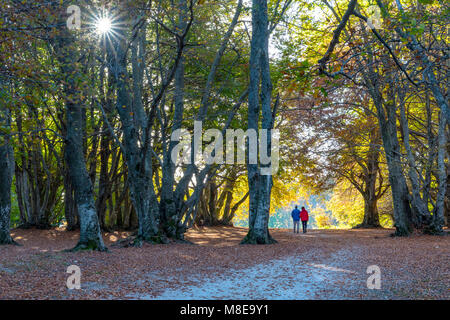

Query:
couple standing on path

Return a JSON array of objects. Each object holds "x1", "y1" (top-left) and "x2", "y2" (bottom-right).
[{"x1": 291, "y1": 206, "x2": 308, "y2": 234}]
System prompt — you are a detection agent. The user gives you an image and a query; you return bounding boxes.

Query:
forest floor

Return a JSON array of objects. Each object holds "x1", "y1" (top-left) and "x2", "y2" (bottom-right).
[{"x1": 0, "y1": 226, "x2": 448, "y2": 300}]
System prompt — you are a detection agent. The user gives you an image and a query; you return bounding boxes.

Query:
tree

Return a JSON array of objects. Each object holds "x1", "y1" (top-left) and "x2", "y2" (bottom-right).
[
  {"x1": 242, "y1": 0, "x2": 277, "y2": 244},
  {"x1": 0, "y1": 84, "x2": 16, "y2": 245},
  {"x1": 51, "y1": 4, "x2": 106, "y2": 251},
  {"x1": 317, "y1": 0, "x2": 448, "y2": 235}
]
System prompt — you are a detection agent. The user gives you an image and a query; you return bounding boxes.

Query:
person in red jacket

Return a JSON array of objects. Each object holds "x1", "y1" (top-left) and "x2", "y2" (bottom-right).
[{"x1": 300, "y1": 207, "x2": 309, "y2": 233}]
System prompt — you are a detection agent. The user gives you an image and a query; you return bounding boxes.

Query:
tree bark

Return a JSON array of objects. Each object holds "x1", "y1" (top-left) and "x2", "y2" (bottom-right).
[
  {"x1": 355, "y1": 128, "x2": 382, "y2": 228},
  {"x1": 446, "y1": 152, "x2": 450, "y2": 228},
  {"x1": 429, "y1": 111, "x2": 447, "y2": 234},
  {"x1": 161, "y1": 0, "x2": 243, "y2": 239},
  {"x1": 159, "y1": 0, "x2": 188, "y2": 239},
  {"x1": 0, "y1": 105, "x2": 16, "y2": 245},
  {"x1": 62, "y1": 79, "x2": 106, "y2": 251},
  {"x1": 363, "y1": 72, "x2": 413, "y2": 236},
  {"x1": 63, "y1": 166, "x2": 79, "y2": 231},
  {"x1": 52, "y1": 15, "x2": 106, "y2": 251},
  {"x1": 398, "y1": 88, "x2": 432, "y2": 228},
  {"x1": 242, "y1": 0, "x2": 276, "y2": 244},
  {"x1": 358, "y1": 47, "x2": 414, "y2": 236},
  {"x1": 111, "y1": 22, "x2": 161, "y2": 244},
  {"x1": 376, "y1": 99, "x2": 413, "y2": 236}
]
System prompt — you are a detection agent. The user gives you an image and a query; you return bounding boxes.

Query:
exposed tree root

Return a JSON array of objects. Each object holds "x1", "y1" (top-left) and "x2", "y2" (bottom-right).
[
  {"x1": 112, "y1": 231, "x2": 194, "y2": 247},
  {"x1": 66, "y1": 240, "x2": 108, "y2": 252},
  {"x1": 17, "y1": 223, "x2": 52, "y2": 230},
  {"x1": 353, "y1": 223, "x2": 383, "y2": 229},
  {"x1": 422, "y1": 225, "x2": 445, "y2": 236},
  {"x1": 390, "y1": 224, "x2": 446, "y2": 237},
  {"x1": 390, "y1": 230, "x2": 411, "y2": 237},
  {"x1": 0, "y1": 237, "x2": 21, "y2": 246},
  {"x1": 240, "y1": 231, "x2": 277, "y2": 245},
  {"x1": 171, "y1": 238, "x2": 195, "y2": 245}
]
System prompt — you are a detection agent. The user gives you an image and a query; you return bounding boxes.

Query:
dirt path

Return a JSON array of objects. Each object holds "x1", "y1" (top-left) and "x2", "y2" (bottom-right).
[
  {"x1": 0, "y1": 227, "x2": 448, "y2": 299},
  {"x1": 142, "y1": 248, "x2": 363, "y2": 300}
]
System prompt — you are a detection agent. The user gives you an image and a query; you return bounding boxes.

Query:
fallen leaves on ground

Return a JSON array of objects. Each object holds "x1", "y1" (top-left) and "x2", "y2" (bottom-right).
[{"x1": 0, "y1": 227, "x2": 448, "y2": 299}]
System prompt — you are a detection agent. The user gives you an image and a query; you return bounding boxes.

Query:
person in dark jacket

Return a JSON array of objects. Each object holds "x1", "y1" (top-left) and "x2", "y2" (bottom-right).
[
  {"x1": 300, "y1": 207, "x2": 309, "y2": 233},
  {"x1": 291, "y1": 205, "x2": 300, "y2": 233}
]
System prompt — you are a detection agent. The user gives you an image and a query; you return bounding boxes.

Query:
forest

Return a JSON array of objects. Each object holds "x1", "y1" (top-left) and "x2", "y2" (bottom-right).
[
  {"x1": 0, "y1": 0, "x2": 448, "y2": 242},
  {"x1": 0, "y1": 0, "x2": 448, "y2": 301},
  {"x1": 0, "y1": 0, "x2": 449, "y2": 246}
]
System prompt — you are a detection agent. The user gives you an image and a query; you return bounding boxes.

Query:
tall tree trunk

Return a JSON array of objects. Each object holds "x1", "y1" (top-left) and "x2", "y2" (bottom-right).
[
  {"x1": 445, "y1": 129, "x2": 450, "y2": 228},
  {"x1": 377, "y1": 100, "x2": 413, "y2": 236},
  {"x1": 366, "y1": 79, "x2": 413, "y2": 236},
  {"x1": 63, "y1": 166, "x2": 79, "y2": 231},
  {"x1": 96, "y1": 123, "x2": 111, "y2": 230},
  {"x1": 13, "y1": 104, "x2": 54, "y2": 229},
  {"x1": 159, "y1": 0, "x2": 189, "y2": 240},
  {"x1": 429, "y1": 111, "x2": 447, "y2": 234},
  {"x1": 63, "y1": 98, "x2": 106, "y2": 250},
  {"x1": 221, "y1": 190, "x2": 234, "y2": 225},
  {"x1": 111, "y1": 22, "x2": 160, "y2": 244},
  {"x1": 96, "y1": 51, "x2": 116, "y2": 230},
  {"x1": 398, "y1": 89, "x2": 431, "y2": 228},
  {"x1": 14, "y1": 109, "x2": 31, "y2": 228},
  {"x1": 165, "y1": 0, "x2": 243, "y2": 239},
  {"x1": 53, "y1": 13, "x2": 106, "y2": 251},
  {"x1": 446, "y1": 156, "x2": 450, "y2": 228},
  {"x1": 362, "y1": 195, "x2": 380, "y2": 228},
  {"x1": 0, "y1": 104, "x2": 16, "y2": 245},
  {"x1": 356, "y1": 128, "x2": 382, "y2": 228},
  {"x1": 360, "y1": 49, "x2": 414, "y2": 236},
  {"x1": 242, "y1": 0, "x2": 276, "y2": 244}
]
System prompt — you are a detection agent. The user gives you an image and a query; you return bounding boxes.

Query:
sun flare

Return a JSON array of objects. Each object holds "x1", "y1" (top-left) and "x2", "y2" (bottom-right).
[{"x1": 96, "y1": 17, "x2": 112, "y2": 34}]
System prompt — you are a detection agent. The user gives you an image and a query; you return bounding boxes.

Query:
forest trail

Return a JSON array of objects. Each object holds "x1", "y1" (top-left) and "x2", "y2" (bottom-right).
[
  {"x1": 139, "y1": 248, "x2": 362, "y2": 299},
  {"x1": 0, "y1": 227, "x2": 448, "y2": 299}
]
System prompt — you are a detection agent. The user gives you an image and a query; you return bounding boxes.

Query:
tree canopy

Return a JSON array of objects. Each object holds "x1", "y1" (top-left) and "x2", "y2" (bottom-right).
[{"x1": 0, "y1": 0, "x2": 448, "y2": 250}]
